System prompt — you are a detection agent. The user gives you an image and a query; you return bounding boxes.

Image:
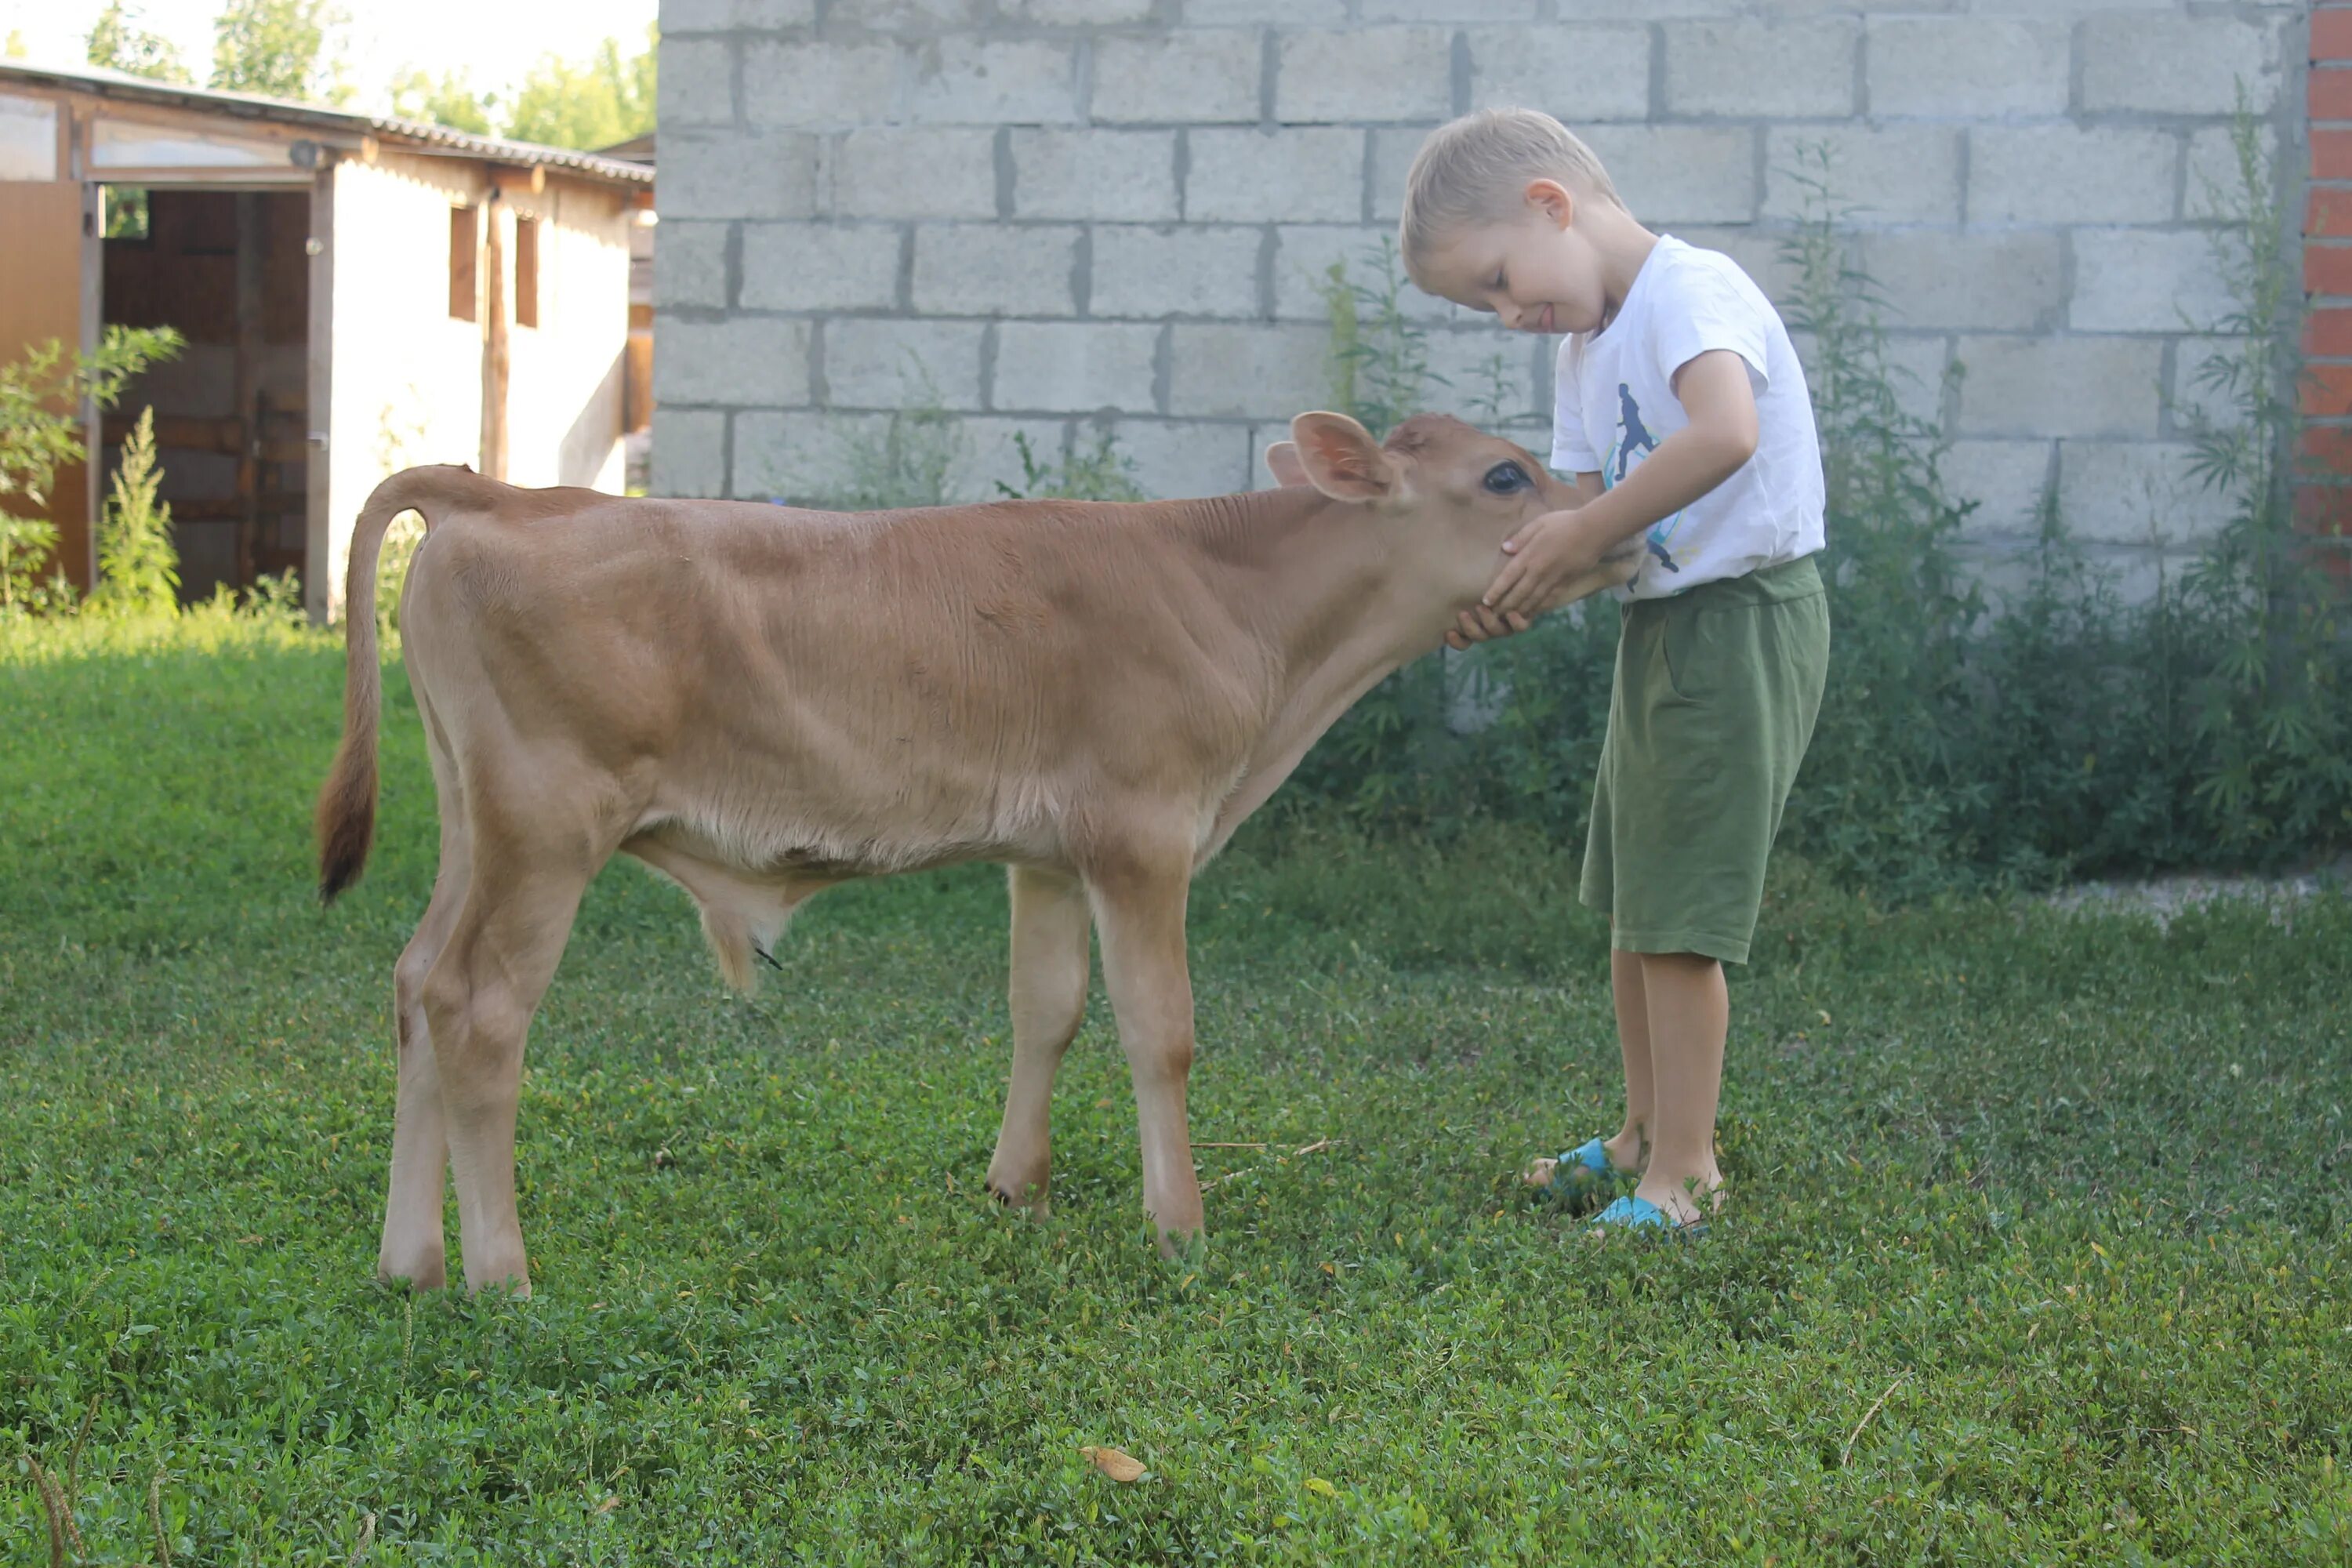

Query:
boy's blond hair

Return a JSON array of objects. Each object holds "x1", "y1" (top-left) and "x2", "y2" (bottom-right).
[{"x1": 1398, "y1": 107, "x2": 1624, "y2": 273}]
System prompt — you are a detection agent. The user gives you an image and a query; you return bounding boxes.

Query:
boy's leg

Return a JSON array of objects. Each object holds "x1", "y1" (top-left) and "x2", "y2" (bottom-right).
[
  {"x1": 1604, "y1": 946, "x2": 1651, "y2": 1172},
  {"x1": 1633, "y1": 949, "x2": 1726, "y2": 1223}
]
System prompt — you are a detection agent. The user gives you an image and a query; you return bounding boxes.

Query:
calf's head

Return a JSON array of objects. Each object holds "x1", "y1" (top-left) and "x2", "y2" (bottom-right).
[{"x1": 1268, "y1": 410, "x2": 1592, "y2": 631}]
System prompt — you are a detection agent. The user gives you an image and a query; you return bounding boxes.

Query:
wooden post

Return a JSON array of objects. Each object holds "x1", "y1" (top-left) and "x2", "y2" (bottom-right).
[
  {"x1": 304, "y1": 166, "x2": 334, "y2": 624},
  {"x1": 234, "y1": 191, "x2": 264, "y2": 591},
  {"x1": 481, "y1": 190, "x2": 509, "y2": 482}
]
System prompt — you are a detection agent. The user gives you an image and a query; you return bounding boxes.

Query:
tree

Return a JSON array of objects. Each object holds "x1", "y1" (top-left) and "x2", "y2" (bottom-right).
[
  {"x1": 87, "y1": 2, "x2": 192, "y2": 84},
  {"x1": 389, "y1": 67, "x2": 495, "y2": 136},
  {"x1": 503, "y1": 25, "x2": 655, "y2": 151},
  {"x1": 210, "y1": 0, "x2": 350, "y2": 105}
]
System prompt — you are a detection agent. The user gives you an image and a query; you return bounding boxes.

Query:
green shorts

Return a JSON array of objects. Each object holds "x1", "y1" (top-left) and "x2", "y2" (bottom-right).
[{"x1": 1579, "y1": 554, "x2": 1830, "y2": 964}]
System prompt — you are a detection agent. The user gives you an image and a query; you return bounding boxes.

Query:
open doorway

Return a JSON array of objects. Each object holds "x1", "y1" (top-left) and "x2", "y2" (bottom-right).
[{"x1": 100, "y1": 187, "x2": 310, "y2": 602}]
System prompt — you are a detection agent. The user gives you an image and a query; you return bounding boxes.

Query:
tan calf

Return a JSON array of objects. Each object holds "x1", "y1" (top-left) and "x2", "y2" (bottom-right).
[{"x1": 317, "y1": 411, "x2": 1635, "y2": 1294}]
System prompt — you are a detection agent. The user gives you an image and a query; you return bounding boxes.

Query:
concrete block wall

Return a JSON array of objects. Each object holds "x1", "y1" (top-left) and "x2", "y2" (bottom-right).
[{"x1": 653, "y1": 0, "x2": 2307, "y2": 586}]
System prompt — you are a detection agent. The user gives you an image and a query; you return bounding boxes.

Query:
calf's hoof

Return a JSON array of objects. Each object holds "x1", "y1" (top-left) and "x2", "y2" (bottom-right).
[
  {"x1": 985, "y1": 1174, "x2": 1053, "y2": 1220},
  {"x1": 376, "y1": 1247, "x2": 447, "y2": 1291}
]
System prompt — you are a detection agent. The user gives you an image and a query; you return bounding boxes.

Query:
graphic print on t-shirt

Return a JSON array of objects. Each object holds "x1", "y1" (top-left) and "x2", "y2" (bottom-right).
[{"x1": 1602, "y1": 383, "x2": 1683, "y2": 580}]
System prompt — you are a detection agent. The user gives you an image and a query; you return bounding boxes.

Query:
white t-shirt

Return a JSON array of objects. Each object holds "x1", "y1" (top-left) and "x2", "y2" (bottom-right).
[{"x1": 1552, "y1": 236, "x2": 1825, "y2": 601}]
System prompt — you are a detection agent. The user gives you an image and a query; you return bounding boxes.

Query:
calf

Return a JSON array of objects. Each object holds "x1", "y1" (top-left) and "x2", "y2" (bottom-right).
[{"x1": 318, "y1": 411, "x2": 1635, "y2": 1293}]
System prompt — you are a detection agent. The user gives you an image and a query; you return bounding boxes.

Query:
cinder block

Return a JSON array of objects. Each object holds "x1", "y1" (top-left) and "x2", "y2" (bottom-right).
[
  {"x1": 2081, "y1": 16, "x2": 2280, "y2": 116},
  {"x1": 822, "y1": 317, "x2": 988, "y2": 408},
  {"x1": 1419, "y1": 330, "x2": 1548, "y2": 425},
  {"x1": 650, "y1": 408, "x2": 728, "y2": 499},
  {"x1": 999, "y1": 0, "x2": 1153, "y2": 24},
  {"x1": 948, "y1": 416, "x2": 1079, "y2": 500},
  {"x1": 993, "y1": 321, "x2": 1161, "y2": 412},
  {"x1": 742, "y1": 41, "x2": 901, "y2": 128},
  {"x1": 739, "y1": 223, "x2": 902, "y2": 312},
  {"x1": 1100, "y1": 419, "x2": 1254, "y2": 499},
  {"x1": 731, "y1": 410, "x2": 884, "y2": 503},
  {"x1": 1167, "y1": 323, "x2": 1334, "y2": 419},
  {"x1": 830, "y1": 0, "x2": 986, "y2": 32},
  {"x1": 1968, "y1": 129, "x2": 2179, "y2": 227},
  {"x1": 2056, "y1": 441, "x2": 2220, "y2": 545},
  {"x1": 1089, "y1": 32, "x2": 1261, "y2": 125},
  {"x1": 2168, "y1": 336, "x2": 2241, "y2": 433},
  {"x1": 1859, "y1": 230, "x2": 2063, "y2": 333},
  {"x1": 1189, "y1": 128, "x2": 1364, "y2": 223},
  {"x1": 1794, "y1": 331, "x2": 1951, "y2": 428},
  {"x1": 661, "y1": 0, "x2": 817, "y2": 34},
  {"x1": 1369, "y1": 125, "x2": 1446, "y2": 223},
  {"x1": 1866, "y1": 18, "x2": 2068, "y2": 118},
  {"x1": 1577, "y1": 125, "x2": 1759, "y2": 225},
  {"x1": 1555, "y1": 0, "x2": 1737, "y2": 13},
  {"x1": 833, "y1": 129, "x2": 996, "y2": 219},
  {"x1": 1465, "y1": 27, "x2": 1650, "y2": 122},
  {"x1": 1186, "y1": 0, "x2": 1344, "y2": 23},
  {"x1": 1247, "y1": 422, "x2": 1296, "y2": 488},
  {"x1": 2185, "y1": 126, "x2": 2267, "y2": 224},
  {"x1": 1011, "y1": 129, "x2": 1178, "y2": 220},
  {"x1": 1362, "y1": 0, "x2": 1537, "y2": 20},
  {"x1": 2071, "y1": 230, "x2": 2234, "y2": 336},
  {"x1": 1275, "y1": 29, "x2": 1454, "y2": 125},
  {"x1": 908, "y1": 38, "x2": 1080, "y2": 125},
  {"x1": 1664, "y1": 19, "x2": 1859, "y2": 118},
  {"x1": 1763, "y1": 126, "x2": 1961, "y2": 227},
  {"x1": 1091, "y1": 226, "x2": 1263, "y2": 319},
  {"x1": 655, "y1": 317, "x2": 814, "y2": 406},
  {"x1": 656, "y1": 220, "x2": 732, "y2": 309},
  {"x1": 1944, "y1": 439, "x2": 2054, "y2": 540},
  {"x1": 1272, "y1": 225, "x2": 1461, "y2": 323},
  {"x1": 1955, "y1": 336, "x2": 2165, "y2": 440},
  {"x1": 910, "y1": 224, "x2": 1080, "y2": 316},
  {"x1": 657, "y1": 38, "x2": 736, "y2": 129},
  {"x1": 659, "y1": 129, "x2": 826, "y2": 220},
  {"x1": 1969, "y1": 0, "x2": 2170, "y2": 11}
]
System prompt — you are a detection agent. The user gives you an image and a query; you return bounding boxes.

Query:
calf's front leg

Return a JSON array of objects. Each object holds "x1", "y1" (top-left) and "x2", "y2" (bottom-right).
[
  {"x1": 985, "y1": 865, "x2": 1091, "y2": 1216},
  {"x1": 1085, "y1": 851, "x2": 1205, "y2": 1250}
]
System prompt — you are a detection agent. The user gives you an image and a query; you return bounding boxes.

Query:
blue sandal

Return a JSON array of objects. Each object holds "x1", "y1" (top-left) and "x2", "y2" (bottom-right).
[
  {"x1": 1589, "y1": 1194, "x2": 1710, "y2": 1239},
  {"x1": 1526, "y1": 1137, "x2": 1635, "y2": 1199}
]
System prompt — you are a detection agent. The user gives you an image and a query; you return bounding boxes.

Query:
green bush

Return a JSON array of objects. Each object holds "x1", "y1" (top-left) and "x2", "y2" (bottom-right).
[
  {"x1": 0, "y1": 325, "x2": 182, "y2": 615},
  {"x1": 92, "y1": 405, "x2": 180, "y2": 616},
  {"x1": 1279, "y1": 122, "x2": 2351, "y2": 895}
]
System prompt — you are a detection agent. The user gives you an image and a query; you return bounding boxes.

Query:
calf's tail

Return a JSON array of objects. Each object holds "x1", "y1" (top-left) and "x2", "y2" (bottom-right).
[{"x1": 315, "y1": 465, "x2": 479, "y2": 902}]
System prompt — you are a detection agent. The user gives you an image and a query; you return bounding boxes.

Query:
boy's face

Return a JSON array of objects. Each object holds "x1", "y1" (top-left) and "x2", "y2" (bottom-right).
[{"x1": 1414, "y1": 180, "x2": 1609, "y2": 336}]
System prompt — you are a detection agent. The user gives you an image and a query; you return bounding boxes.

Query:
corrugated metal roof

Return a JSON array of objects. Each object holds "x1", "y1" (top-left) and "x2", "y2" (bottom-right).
[{"x1": 0, "y1": 60, "x2": 655, "y2": 187}]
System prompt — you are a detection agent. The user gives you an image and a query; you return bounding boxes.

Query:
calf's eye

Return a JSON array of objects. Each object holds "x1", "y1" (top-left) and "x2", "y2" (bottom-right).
[{"x1": 1483, "y1": 463, "x2": 1529, "y2": 495}]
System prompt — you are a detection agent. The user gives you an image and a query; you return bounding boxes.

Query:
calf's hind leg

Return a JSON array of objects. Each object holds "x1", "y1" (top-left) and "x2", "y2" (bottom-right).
[
  {"x1": 422, "y1": 843, "x2": 597, "y2": 1296},
  {"x1": 379, "y1": 707, "x2": 469, "y2": 1287},
  {"x1": 985, "y1": 866, "x2": 1091, "y2": 1216}
]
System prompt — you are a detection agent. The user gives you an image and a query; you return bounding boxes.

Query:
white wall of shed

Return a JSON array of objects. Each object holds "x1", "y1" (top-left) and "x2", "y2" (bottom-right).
[{"x1": 505, "y1": 181, "x2": 632, "y2": 495}]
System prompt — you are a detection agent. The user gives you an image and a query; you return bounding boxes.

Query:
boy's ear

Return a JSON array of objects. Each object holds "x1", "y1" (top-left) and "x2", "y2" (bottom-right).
[
  {"x1": 1287, "y1": 412, "x2": 1398, "y2": 503},
  {"x1": 1525, "y1": 177, "x2": 1573, "y2": 229},
  {"x1": 1263, "y1": 441, "x2": 1311, "y2": 488}
]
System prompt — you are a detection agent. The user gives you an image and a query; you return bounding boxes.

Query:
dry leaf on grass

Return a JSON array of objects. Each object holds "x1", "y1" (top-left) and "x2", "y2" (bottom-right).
[{"x1": 1080, "y1": 1445, "x2": 1147, "y2": 1483}]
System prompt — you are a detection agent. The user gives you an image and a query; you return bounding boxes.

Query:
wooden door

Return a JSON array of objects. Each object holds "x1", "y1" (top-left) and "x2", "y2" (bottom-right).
[{"x1": 0, "y1": 181, "x2": 93, "y2": 590}]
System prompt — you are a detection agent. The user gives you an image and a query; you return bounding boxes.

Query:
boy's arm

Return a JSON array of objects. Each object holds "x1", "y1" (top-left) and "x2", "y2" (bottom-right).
[{"x1": 1453, "y1": 351, "x2": 1759, "y2": 641}]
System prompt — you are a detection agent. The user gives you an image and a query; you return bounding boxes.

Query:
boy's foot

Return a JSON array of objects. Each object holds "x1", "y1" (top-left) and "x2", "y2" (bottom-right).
[
  {"x1": 1588, "y1": 1193, "x2": 1709, "y2": 1238},
  {"x1": 1522, "y1": 1136, "x2": 1638, "y2": 1200}
]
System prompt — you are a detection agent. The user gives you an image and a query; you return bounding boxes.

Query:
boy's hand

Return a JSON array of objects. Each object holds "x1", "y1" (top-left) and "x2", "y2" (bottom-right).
[{"x1": 1446, "y1": 510, "x2": 1610, "y2": 647}]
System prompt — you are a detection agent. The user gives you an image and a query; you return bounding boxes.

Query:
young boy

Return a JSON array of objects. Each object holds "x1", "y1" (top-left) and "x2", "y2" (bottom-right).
[{"x1": 1399, "y1": 108, "x2": 1830, "y2": 1232}]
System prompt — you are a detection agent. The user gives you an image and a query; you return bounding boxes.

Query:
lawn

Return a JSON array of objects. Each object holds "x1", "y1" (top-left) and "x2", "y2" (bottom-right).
[{"x1": 2, "y1": 615, "x2": 2347, "y2": 1565}]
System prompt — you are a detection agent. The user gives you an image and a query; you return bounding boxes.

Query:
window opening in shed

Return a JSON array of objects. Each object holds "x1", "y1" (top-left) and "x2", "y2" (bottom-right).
[
  {"x1": 449, "y1": 205, "x2": 478, "y2": 322},
  {"x1": 514, "y1": 216, "x2": 540, "y2": 329},
  {"x1": 102, "y1": 187, "x2": 151, "y2": 241}
]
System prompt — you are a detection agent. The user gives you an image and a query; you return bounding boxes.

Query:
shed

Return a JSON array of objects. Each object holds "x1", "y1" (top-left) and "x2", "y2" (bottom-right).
[{"x1": 0, "y1": 61, "x2": 655, "y2": 621}]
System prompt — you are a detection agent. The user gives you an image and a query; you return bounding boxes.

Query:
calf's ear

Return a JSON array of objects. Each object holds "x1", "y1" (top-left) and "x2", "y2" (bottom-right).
[
  {"x1": 1288, "y1": 412, "x2": 1398, "y2": 503},
  {"x1": 1263, "y1": 441, "x2": 1311, "y2": 488}
]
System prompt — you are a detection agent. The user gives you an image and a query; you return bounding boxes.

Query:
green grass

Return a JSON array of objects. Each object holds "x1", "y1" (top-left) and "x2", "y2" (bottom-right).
[{"x1": 2, "y1": 614, "x2": 2347, "y2": 1565}]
